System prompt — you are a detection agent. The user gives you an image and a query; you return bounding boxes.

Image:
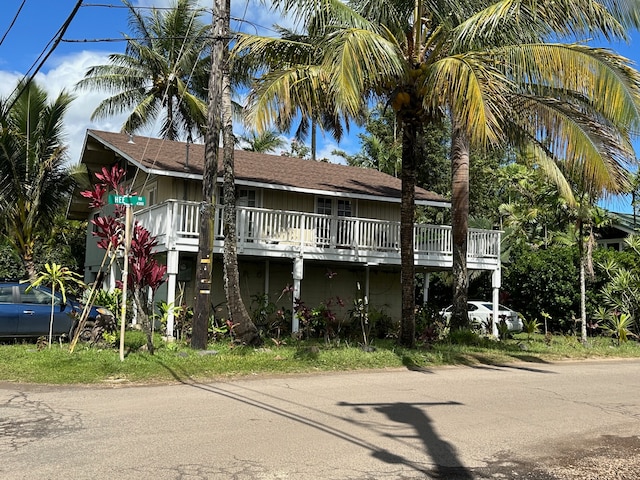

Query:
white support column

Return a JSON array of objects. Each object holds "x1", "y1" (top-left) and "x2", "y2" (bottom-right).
[
  {"x1": 165, "y1": 250, "x2": 179, "y2": 340},
  {"x1": 423, "y1": 272, "x2": 431, "y2": 305},
  {"x1": 109, "y1": 260, "x2": 117, "y2": 291},
  {"x1": 292, "y1": 257, "x2": 304, "y2": 332},
  {"x1": 491, "y1": 267, "x2": 501, "y2": 339}
]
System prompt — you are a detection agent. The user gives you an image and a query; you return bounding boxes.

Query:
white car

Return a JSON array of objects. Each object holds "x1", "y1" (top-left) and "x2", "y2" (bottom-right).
[{"x1": 439, "y1": 301, "x2": 523, "y2": 331}]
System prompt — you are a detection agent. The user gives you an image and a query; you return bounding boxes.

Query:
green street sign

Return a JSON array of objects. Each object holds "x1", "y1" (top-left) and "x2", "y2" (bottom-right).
[{"x1": 108, "y1": 194, "x2": 146, "y2": 206}]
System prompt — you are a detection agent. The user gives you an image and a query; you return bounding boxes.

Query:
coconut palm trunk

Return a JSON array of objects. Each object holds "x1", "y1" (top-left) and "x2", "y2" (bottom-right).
[
  {"x1": 399, "y1": 120, "x2": 419, "y2": 348},
  {"x1": 191, "y1": 0, "x2": 224, "y2": 350},
  {"x1": 219, "y1": 0, "x2": 259, "y2": 346},
  {"x1": 450, "y1": 120, "x2": 471, "y2": 330}
]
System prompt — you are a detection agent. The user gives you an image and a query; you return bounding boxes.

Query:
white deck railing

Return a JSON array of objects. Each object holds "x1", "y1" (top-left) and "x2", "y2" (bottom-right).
[{"x1": 134, "y1": 200, "x2": 500, "y2": 265}]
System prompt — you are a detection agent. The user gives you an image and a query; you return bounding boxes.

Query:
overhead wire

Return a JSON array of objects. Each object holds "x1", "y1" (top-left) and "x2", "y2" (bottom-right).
[
  {"x1": 4, "y1": 0, "x2": 84, "y2": 113},
  {"x1": 0, "y1": 0, "x2": 27, "y2": 47},
  {"x1": 128, "y1": 3, "x2": 210, "y2": 193}
]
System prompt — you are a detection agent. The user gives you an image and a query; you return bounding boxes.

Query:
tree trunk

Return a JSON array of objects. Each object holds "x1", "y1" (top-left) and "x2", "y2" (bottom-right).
[
  {"x1": 220, "y1": 0, "x2": 260, "y2": 346},
  {"x1": 132, "y1": 287, "x2": 155, "y2": 354},
  {"x1": 22, "y1": 241, "x2": 36, "y2": 281},
  {"x1": 48, "y1": 284, "x2": 55, "y2": 348},
  {"x1": 579, "y1": 222, "x2": 588, "y2": 345},
  {"x1": 450, "y1": 121, "x2": 470, "y2": 330},
  {"x1": 399, "y1": 119, "x2": 418, "y2": 348},
  {"x1": 191, "y1": 0, "x2": 225, "y2": 349}
]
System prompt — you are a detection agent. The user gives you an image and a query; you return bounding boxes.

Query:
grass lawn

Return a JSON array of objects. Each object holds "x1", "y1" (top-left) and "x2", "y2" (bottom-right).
[{"x1": 1, "y1": 332, "x2": 639, "y2": 385}]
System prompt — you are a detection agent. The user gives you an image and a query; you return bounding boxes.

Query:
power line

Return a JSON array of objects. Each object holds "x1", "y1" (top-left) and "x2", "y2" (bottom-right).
[
  {"x1": 5, "y1": 0, "x2": 84, "y2": 112},
  {"x1": 0, "y1": 0, "x2": 27, "y2": 47}
]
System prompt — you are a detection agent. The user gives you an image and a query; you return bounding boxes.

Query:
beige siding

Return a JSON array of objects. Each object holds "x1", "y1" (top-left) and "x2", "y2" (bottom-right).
[
  {"x1": 179, "y1": 258, "x2": 402, "y2": 326},
  {"x1": 263, "y1": 190, "x2": 314, "y2": 212},
  {"x1": 357, "y1": 199, "x2": 399, "y2": 222}
]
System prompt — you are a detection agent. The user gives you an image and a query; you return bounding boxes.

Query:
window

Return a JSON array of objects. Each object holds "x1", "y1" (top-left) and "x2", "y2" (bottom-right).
[
  {"x1": 238, "y1": 189, "x2": 257, "y2": 207},
  {"x1": 317, "y1": 197, "x2": 332, "y2": 216},
  {"x1": 337, "y1": 199, "x2": 352, "y2": 218},
  {"x1": 19, "y1": 286, "x2": 52, "y2": 305},
  {"x1": 0, "y1": 286, "x2": 13, "y2": 303},
  {"x1": 144, "y1": 183, "x2": 157, "y2": 206}
]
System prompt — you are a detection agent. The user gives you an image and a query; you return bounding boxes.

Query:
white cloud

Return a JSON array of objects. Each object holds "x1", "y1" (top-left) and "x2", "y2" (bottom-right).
[
  {"x1": 0, "y1": 1, "x2": 358, "y2": 168},
  {"x1": 37, "y1": 50, "x2": 130, "y2": 165},
  {"x1": 0, "y1": 50, "x2": 128, "y2": 166}
]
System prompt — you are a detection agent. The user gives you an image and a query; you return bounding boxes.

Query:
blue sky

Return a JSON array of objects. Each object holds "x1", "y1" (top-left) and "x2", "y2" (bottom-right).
[{"x1": 0, "y1": 1, "x2": 638, "y2": 212}]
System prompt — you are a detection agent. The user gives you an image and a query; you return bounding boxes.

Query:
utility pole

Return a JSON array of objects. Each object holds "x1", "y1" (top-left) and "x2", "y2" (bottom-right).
[{"x1": 191, "y1": 0, "x2": 225, "y2": 349}]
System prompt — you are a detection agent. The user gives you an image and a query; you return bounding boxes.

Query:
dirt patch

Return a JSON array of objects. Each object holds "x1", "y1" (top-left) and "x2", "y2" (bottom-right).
[{"x1": 475, "y1": 434, "x2": 640, "y2": 479}]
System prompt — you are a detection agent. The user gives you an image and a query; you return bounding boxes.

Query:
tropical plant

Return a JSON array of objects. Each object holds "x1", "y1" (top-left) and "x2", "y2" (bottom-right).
[
  {"x1": 235, "y1": 0, "x2": 640, "y2": 347},
  {"x1": 155, "y1": 301, "x2": 184, "y2": 335},
  {"x1": 28, "y1": 263, "x2": 85, "y2": 348},
  {"x1": 602, "y1": 312, "x2": 637, "y2": 346},
  {"x1": 597, "y1": 234, "x2": 640, "y2": 333},
  {"x1": 75, "y1": 0, "x2": 209, "y2": 141},
  {"x1": 0, "y1": 81, "x2": 77, "y2": 280},
  {"x1": 80, "y1": 165, "x2": 167, "y2": 355},
  {"x1": 239, "y1": 130, "x2": 287, "y2": 153},
  {"x1": 521, "y1": 317, "x2": 541, "y2": 341}
]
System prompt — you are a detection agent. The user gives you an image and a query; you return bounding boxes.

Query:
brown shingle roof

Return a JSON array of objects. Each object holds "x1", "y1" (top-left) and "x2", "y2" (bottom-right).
[{"x1": 86, "y1": 129, "x2": 447, "y2": 204}]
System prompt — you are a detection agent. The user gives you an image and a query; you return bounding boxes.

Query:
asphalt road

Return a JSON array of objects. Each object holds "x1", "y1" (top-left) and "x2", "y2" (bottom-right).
[{"x1": 1, "y1": 359, "x2": 640, "y2": 479}]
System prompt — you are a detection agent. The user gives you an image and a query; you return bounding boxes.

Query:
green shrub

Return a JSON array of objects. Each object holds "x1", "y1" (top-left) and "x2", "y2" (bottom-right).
[{"x1": 503, "y1": 245, "x2": 580, "y2": 332}]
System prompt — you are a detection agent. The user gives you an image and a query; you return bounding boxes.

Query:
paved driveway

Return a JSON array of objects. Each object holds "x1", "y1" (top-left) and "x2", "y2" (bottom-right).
[{"x1": 1, "y1": 359, "x2": 639, "y2": 479}]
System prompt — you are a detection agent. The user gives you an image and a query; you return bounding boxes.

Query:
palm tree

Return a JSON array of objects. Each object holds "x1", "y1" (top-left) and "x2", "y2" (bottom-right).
[
  {"x1": 239, "y1": 130, "x2": 287, "y2": 153},
  {"x1": 76, "y1": 0, "x2": 209, "y2": 141},
  {"x1": 0, "y1": 81, "x2": 77, "y2": 281},
  {"x1": 192, "y1": 0, "x2": 261, "y2": 348},
  {"x1": 236, "y1": 0, "x2": 640, "y2": 346},
  {"x1": 235, "y1": 24, "x2": 355, "y2": 161}
]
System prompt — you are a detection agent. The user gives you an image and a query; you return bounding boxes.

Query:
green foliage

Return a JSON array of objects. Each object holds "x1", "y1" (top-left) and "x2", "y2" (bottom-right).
[
  {"x1": 0, "y1": 243, "x2": 26, "y2": 280},
  {"x1": 522, "y1": 317, "x2": 541, "y2": 340},
  {"x1": 3, "y1": 333, "x2": 640, "y2": 384},
  {"x1": 28, "y1": 263, "x2": 85, "y2": 348},
  {"x1": 93, "y1": 289, "x2": 123, "y2": 318},
  {"x1": 447, "y1": 329, "x2": 489, "y2": 347},
  {"x1": 415, "y1": 304, "x2": 449, "y2": 346},
  {"x1": 496, "y1": 320, "x2": 511, "y2": 341},
  {"x1": 75, "y1": 0, "x2": 209, "y2": 140},
  {"x1": 594, "y1": 242, "x2": 640, "y2": 333},
  {"x1": 154, "y1": 300, "x2": 183, "y2": 334},
  {"x1": 503, "y1": 245, "x2": 581, "y2": 331},
  {"x1": 601, "y1": 313, "x2": 637, "y2": 346}
]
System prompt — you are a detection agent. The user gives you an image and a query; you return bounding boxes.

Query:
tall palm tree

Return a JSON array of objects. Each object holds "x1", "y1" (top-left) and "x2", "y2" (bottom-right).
[
  {"x1": 0, "y1": 81, "x2": 77, "y2": 281},
  {"x1": 239, "y1": 130, "x2": 287, "y2": 153},
  {"x1": 235, "y1": 24, "x2": 355, "y2": 160},
  {"x1": 235, "y1": 0, "x2": 640, "y2": 346},
  {"x1": 76, "y1": 0, "x2": 209, "y2": 141}
]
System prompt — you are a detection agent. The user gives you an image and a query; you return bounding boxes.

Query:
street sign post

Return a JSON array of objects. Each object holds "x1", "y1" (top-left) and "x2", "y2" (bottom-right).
[{"x1": 108, "y1": 194, "x2": 146, "y2": 207}]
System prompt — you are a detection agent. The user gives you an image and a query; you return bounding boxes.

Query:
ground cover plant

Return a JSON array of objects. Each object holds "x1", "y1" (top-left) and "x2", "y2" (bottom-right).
[{"x1": 2, "y1": 331, "x2": 640, "y2": 385}]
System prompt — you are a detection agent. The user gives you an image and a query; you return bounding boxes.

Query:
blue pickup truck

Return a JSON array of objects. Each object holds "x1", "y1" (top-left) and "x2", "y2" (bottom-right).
[{"x1": 0, "y1": 281, "x2": 114, "y2": 339}]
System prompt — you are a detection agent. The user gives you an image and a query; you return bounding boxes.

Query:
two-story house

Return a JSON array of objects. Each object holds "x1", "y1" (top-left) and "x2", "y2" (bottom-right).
[{"x1": 68, "y1": 130, "x2": 502, "y2": 337}]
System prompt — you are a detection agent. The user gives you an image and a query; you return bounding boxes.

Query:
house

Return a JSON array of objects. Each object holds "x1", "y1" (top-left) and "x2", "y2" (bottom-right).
[
  {"x1": 68, "y1": 129, "x2": 503, "y2": 337},
  {"x1": 596, "y1": 212, "x2": 639, "y2": 251}
]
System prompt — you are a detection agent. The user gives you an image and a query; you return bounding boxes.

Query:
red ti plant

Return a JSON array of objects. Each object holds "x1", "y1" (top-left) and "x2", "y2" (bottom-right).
[{"x1": 82, "y1": 165, "x2": 167, "y2": 353}]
